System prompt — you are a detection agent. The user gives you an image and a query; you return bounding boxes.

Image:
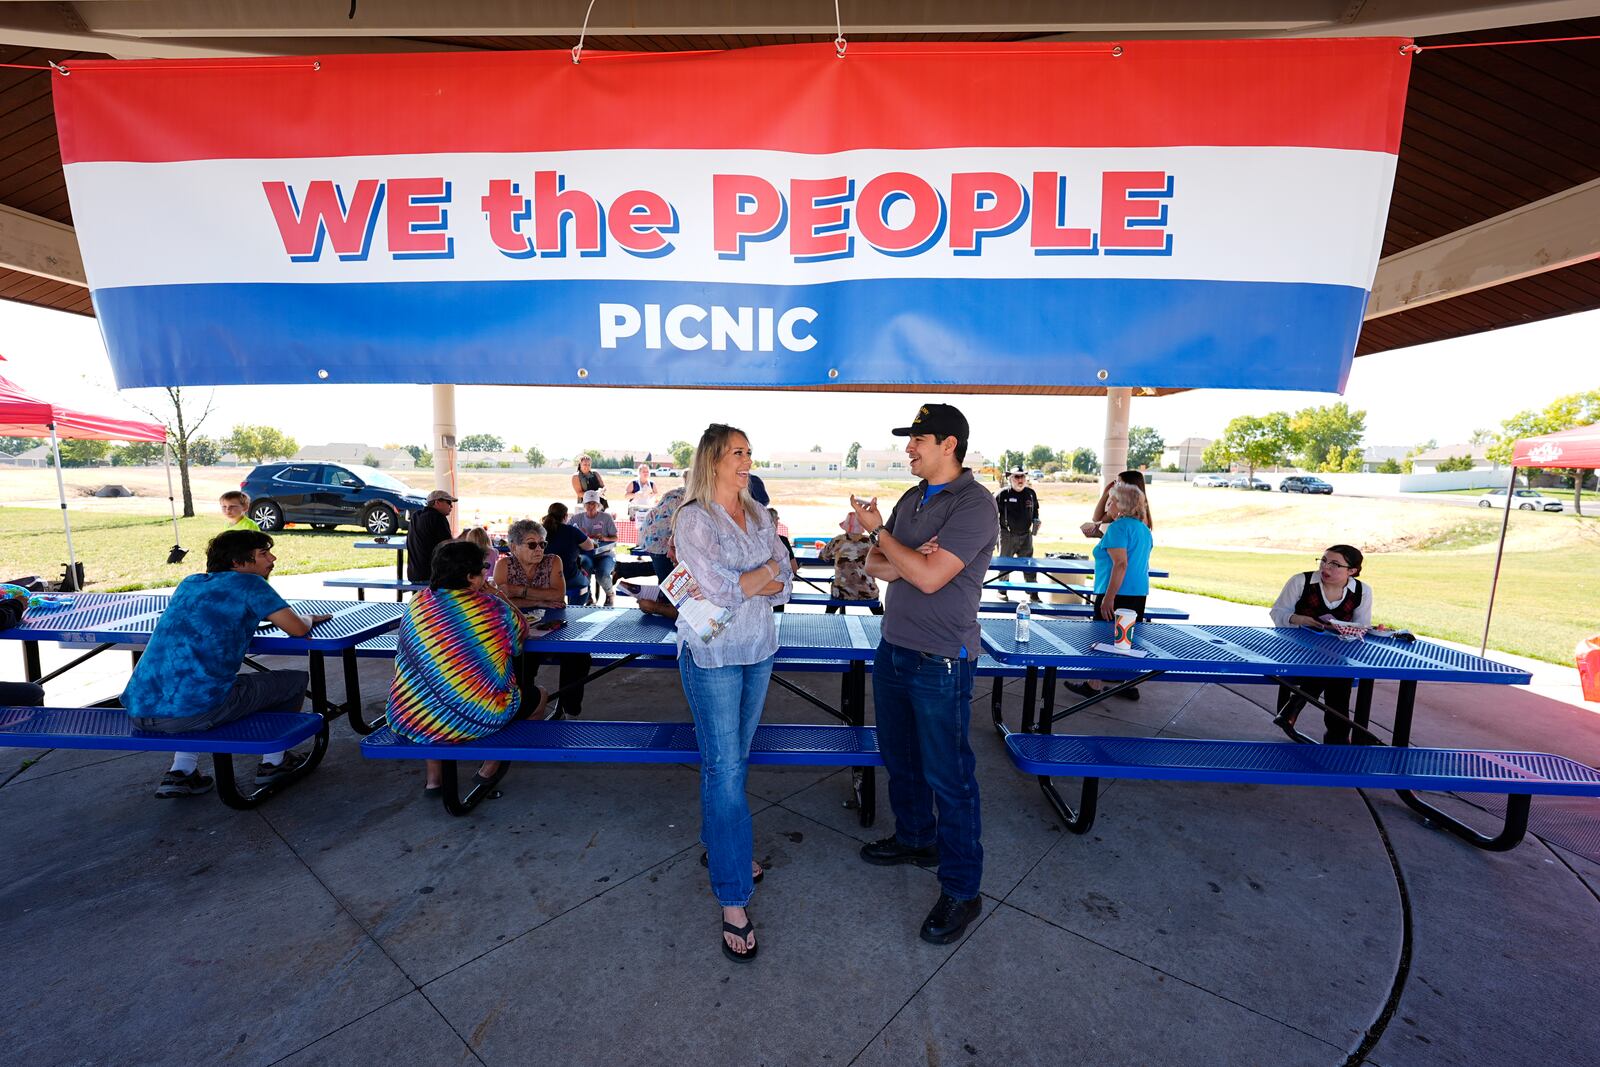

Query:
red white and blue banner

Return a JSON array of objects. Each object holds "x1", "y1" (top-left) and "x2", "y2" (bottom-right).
[{"x1": 53, "y1": 41, "x2": 1410, "y2": 392}]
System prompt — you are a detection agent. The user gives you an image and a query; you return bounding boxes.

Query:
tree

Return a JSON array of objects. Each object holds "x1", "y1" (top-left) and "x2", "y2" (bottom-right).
[
  {"x1": 583, "y1": 448, "x2": 603, "y2": 464},
  {"x1": 1434, "y1": 454, "x2": 1475, "y2": 473},
  {"x1": 226, "y1": 425, "x2": 297, "y2": 464},
  {"x1": 1400, "y1": 438, "x2": 1436, "y2": 475},
  {"x1": 1023, "y1": 444, "x2": 1053, "y2": 469},
  {"x1": 403, "y1": 443, "x2": 433, "y2": 468},
  {"x1": 1376, "y1": 457, "x2": 1403, "y2": 475},
  {"x1": 1126, "y1": 425, "x2": 1165, "y2": 470},
  {"x1": 1208, "y1": 413, "x2": 1293, "y2": 479},
  {"x1": 130, "y1": 387, "x2": 216, "y2": 517},
  {"x1": 1070, "y1": 447, "x2": 1100, "y2": 476},
  {"x1": 1469, "y1": 427, "x2": 1496, "y2": 448},
  {"x1": 187, "y1": 436, "x2": 222, "y2": 467},
  {"x1": 999, "y1": 449, "x2": 1027, "y2": 474},
  {"x1": 111, "y1": 442, "x2": 164, "y2": 466},
  {"x1": 459, "y1": 433, "x2": 504, "y2": 452},
  {"x1": 58, "y1": 439, "x2": 110, "y2": 467},
  {"x1": 810, "y1": 444, "x2": 822, "y2": 452},
  {"x1": 845, "y1": 441, "x2": 861, "y2": 469},
  {"x1": 1318, "y1": 445, "x2": 1365, "y2": 473},
  {"x1": 523, "y1": 445, "x2": 546, "y2": 467},
  {"x1": 0, "y1": 435, "x2": 35, "y2": 456},
  {"x1": 669, "y1": 440, "x2": 694, "y2": 468},
  {"x1": 1290, "y1": 402, "x2": 1365, "y2": 471},
  {"x1": 1488, "y1": 388, "x2": 1600, "y2": 515}
]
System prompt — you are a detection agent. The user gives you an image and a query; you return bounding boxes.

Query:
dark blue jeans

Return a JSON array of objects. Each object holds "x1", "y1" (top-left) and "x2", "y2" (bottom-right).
[{"x1": 872, "y1": 639, "x2": 982, "y2": 900}]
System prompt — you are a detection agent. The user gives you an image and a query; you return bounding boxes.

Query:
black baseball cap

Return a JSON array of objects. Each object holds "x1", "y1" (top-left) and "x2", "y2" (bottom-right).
[{"x1": 891, "y1": 403, "x2": 969, "y2": 445}]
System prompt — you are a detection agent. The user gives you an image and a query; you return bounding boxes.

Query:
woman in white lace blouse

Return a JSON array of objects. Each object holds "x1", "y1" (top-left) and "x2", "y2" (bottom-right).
[{"x1": 671, "y1": 423, "x2": 791, "y2": 963}]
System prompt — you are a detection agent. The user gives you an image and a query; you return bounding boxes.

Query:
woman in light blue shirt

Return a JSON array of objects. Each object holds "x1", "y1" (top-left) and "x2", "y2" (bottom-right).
[
  {"x1": 1065, "y1": 481, "x2": 1154, "y2": 702},
  {"x1": 671, "y1": 423, "x2": 791, "y2": 962}
]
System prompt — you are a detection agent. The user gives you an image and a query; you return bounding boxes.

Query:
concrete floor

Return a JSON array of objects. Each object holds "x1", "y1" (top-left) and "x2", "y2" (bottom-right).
[{"x1": 2, "y1": 575, "x2": 1598, "y2": 1066}]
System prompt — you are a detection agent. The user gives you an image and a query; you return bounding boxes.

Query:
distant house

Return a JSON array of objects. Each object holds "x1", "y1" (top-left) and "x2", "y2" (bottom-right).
[
  {"x1": 590, "y1": 447, "x2": 671, "y2": 466},
  {"x1": 1409, "y1": 443, "x2": 1496, "y2": 472},
  {"x1": 456, "y1": 450, "x2": 528, "y2": 467},
  {"x1": 293, "y1": 443, "x2": 417, "y2": 469},
  {"x1": 855, "y1": 449, "x2": 909, "y2": 474},
  {"x1": 0, "y1": 444, "x2": 51, "y2": 468},
  {"x1": 1360, "y1": 445, "x2": 1411, "y2": 472},
  {"x1": 1160, "y1": 437, "x2": 1212, "y2": 473},
  {"x1": 965, "y1": 449, "x2": 991, "y2": 472},
  {"x1": 768, "y1": 450, "x2": 845, "y2": 474}
]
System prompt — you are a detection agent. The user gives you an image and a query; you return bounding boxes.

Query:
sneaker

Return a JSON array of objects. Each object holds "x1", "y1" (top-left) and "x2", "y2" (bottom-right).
[
  {"x1": 920, "y1": 892, "x2": 982, "y2": 945},
  {"x1": 255, "y1": 750, "x2": 309, "y2": 784},
  {"x1": 860, "y1": 836, "x2": 938, "y2": 866},
  {"x1": 154, "y1": 768, "x2": 214, "y2": 798},
  {"x1": 1113, "y1": 686, "x2": 1142, "y2": 702}
]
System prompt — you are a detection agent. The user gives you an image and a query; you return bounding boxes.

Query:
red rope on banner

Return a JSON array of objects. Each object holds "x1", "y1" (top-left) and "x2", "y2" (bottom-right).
[
  {"x1": 1409, "y1": 33, "x2": 1600, "y2": 53},
  {"x1": 0, "y1": 62, "x2": 50, "y2": 70}
]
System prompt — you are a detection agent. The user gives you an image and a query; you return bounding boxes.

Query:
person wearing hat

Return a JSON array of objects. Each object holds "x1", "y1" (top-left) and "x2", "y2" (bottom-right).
[
  {"x1": 993, "y1": 467, "x2": 1042, "y2": 599},
  {"x1": 406, "y1": 489, "x2": 457, "y2": 583},
  {"x1": 849, "y1": 402, "x2": 997, "y2": 946},
  {"x1": 571, "y1": 489, "x2": 620, "y2": 606}
]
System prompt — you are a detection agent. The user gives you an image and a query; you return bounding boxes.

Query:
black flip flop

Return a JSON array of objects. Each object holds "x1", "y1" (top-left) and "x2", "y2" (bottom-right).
[
  {"x1": 721, "y1": 918, "x2": 758, "y2": 963},
  {"x1": 423, "y1": 785, "x2": 443, "y2": 798},
  {"x1": 701, "y1": 851, "x2": 763, "y2": 884}
]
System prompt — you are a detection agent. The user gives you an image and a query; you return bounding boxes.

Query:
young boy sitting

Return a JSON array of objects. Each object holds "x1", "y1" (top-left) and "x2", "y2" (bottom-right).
[
  {"x1": 123, "y1": 529, "x2": 331, "y2": 798},
  {"x1": 220, "y1": 490, "x2": 260, "y2": 532}
]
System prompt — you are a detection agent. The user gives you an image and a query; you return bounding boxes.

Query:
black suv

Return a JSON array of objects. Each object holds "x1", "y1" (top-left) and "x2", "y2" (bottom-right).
[
  {"x1": 239, "y1": 463, "x2": 430, "y2": 535},
  {"x1": 1279, "y1": 476, "x2": 1334, "y2": 495}
]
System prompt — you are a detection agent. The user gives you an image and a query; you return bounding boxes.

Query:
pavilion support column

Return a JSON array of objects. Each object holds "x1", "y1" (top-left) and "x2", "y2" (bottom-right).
[
  {"x1": 432, "y1": 384, "x2": 459, "y2": 536},
  {"x1": 1102, "y1": 387, "x2": 1132, "y2": 483}
]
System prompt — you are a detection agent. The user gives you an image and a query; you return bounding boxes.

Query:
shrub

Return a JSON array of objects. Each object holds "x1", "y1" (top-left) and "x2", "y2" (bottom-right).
[{"x1": 1435, "y1": 455, "x2": 1476, "y2": 473}]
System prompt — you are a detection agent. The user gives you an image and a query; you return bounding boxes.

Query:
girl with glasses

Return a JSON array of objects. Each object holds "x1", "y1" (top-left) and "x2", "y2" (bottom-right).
[{"x1": 1268, "y1": 544, "x2": 1372, "y2": 743}]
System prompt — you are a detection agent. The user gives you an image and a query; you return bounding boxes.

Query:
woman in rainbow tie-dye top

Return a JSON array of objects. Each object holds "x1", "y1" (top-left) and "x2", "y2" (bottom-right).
[{"x1": 388, "y1": 540, "x2": 546, "y2": 795}]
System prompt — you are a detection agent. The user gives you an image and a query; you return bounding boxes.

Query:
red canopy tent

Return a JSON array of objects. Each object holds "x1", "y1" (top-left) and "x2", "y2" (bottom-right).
[
  {"x1": 1481, "y1": 422, "x2": 1600, "y2": 652},
  {"x1": 0, "y1": 373, "x2": 178, "y2": 587}
]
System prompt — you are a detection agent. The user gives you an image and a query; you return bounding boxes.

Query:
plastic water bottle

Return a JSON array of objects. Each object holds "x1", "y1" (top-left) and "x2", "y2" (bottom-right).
[{"x1": 1015, "y1": 599, "x2": 1031, "y2": 643}]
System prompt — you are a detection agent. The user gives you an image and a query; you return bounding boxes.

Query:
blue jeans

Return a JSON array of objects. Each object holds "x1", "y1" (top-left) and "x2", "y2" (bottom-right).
[
  {"x1": 581, "y1": 550, "x2": 616, "y2": 598},
  {"x1": 648, "y1": 553, "x2": 674, "y2": 582},
  {"x1": 872, "y1": 640, "x2": 982, "y2": 900},
  {"x1": 679, "y1": 653, "x2": 773, "y2": 907}
]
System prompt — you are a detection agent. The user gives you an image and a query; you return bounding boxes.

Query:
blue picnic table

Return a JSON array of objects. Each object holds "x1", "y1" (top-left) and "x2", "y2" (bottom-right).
[
  {"x1": 979, "y1": 615, "x2": 1537, "y2": 844},
  {"x1": 353, "y1": 537, "x2": 407, "y2": 594},
  {"x1": 0, "y1": 592, "x2": 403, "y2": 735}
]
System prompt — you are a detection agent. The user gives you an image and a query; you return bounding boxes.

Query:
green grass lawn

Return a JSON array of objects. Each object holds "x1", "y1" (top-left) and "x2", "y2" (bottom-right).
[
  {"x1": 0, "y1": 508, "x2": 378, "y2": 592},
  {"x1": 1141, "y1": 543, "x2": 1597, "y2": 666}
]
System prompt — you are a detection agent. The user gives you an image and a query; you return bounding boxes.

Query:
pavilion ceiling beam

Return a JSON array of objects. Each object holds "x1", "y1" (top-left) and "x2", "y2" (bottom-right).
[
  {"x1": 0, "y1": 205, "x2": 84, "y2": 287},
  {"x1": 1278, "y1": 0, "x2": 1600, "y2": 38},
  {"x1": 56, "y1": 0, "x2": 1352, "y2": 38},
  {"x1": 1365, "y1": 177, "x2": 1600, "y2": 321}
]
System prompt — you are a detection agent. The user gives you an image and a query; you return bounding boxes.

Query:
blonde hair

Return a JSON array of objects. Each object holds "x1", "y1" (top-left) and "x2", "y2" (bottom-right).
[
  {"x1": 1107, "y1": 481, "x2": 1149, "y2": 525},
  {"x1": 461, "y1": 526, "x2": 492, "y2": 551},
  {"x1": 678, "y1": 423, "x2": 764, "y2": 528}
]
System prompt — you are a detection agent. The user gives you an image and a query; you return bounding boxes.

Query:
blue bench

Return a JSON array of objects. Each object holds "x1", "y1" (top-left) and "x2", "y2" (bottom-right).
[
  {"x1": 0, "y1": 706, "x2": 328, "y2": 809},
  {"x1": 323, "y1": 576, "x2": 427, "y2": 602},
  {"x1": 978, "y1": 600, "x2": 1188, "y2": 620},
  {"x1": 986, "y1": 580, "x2": 1095, "y2": 598},
  {"x1": 998, "y1": 730, "x2": 1600, "y2": 851},
  {"x1": 786, "y1": 592, "x2": 882, "y2": 612},
  {"x1": 362, "y1": 719, "x2": 881, "y2": 815}
]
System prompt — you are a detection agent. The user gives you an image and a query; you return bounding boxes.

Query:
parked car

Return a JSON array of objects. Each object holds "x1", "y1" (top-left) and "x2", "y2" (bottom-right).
[
  {"x1": 1228, "y1": 475, "x2": 1272, "y2": 491},
  {"x1": 240, "y1": 462, "x2": 431, "y2": 535},
  {"x1": 1280, "y1": 476, "x2": 1334, "y2": 495},
  {"x1": 1029, "y1": 469, "x2": 1045, "y2": 480},
  {"x1": 1192, "y1": 473, "x2": 1231, "y2": 487},
  {"x1": 1477, "y1": 487, "x2": 1563, "y2": 512}
]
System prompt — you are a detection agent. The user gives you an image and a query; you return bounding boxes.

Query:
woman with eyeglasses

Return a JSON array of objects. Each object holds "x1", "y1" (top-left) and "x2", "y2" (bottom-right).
[
  {"x1": 1268, "y1": 545, "x2": 1372, "y2": 743},
  {"x1": 1062, "y1": 480, "x2": 1153, "y2": 703},
  {"x1": 495, "y1": 518, "x2": 591, "y2": 717}
]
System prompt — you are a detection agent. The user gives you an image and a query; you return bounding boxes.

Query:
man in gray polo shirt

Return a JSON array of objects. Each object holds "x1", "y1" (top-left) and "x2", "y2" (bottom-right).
[{"x1": 850, "y1": 402, "x2": 997, "y2": 945}]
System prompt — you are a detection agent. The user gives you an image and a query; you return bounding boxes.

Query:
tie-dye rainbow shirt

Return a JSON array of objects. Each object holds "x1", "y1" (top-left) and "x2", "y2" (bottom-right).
[{"x1": 387, "y1": 587, "x2": 529, "y2": 743}]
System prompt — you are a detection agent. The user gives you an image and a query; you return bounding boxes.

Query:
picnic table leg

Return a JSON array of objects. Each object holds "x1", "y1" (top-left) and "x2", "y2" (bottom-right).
[
  {"x1": 342, "y1": 647, "x2": 383, "y2": 735},
  {"x1": 22, "y1": 639, "x2": 41, "y2": 682},
  {"x1": 1354, "y1": 680, "x2": 1375, "y2": 744},
  {"x1": 989, "y1": 676, "x2": 1005, "y2": 734},
  {"x1": 308, "y1": 651, "x2": 329, "y2": 718},
  {"x1": 847, "y1": 660, "x2": 875, "y2": 828},
  {"x1": 437, "y1": 756, "x2": 509, "y2": 816},
  {"x1": 1020, "y1": 668, "x2": 1039, "y2": 734},
  {"x1": 212, "y1": 721, "x2": 330, "y2": 810},
  {"x1": 1386, "y1": 680, "x2": 1530, "y2": 850},
  {"x1": 1030, "y1": 665, "x2": 1100, "y2": 833}
]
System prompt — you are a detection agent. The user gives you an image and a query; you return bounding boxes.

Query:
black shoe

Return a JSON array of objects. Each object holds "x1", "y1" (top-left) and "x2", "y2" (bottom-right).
[
  {"x1": 255, "y1": 750, "x2": 308, "y2": 784},
  {"x1": 920, "y1": 893, "x2": 982, "y2": 945},
  {"x1": 1271, "y1": 714, "x2": 1310, "y2": 743},
  {"x1": 154, "y1": 768, "x2": 214, "y2": 798},
  {"x1": 1113, "y1": 686, "x2": 1141, "y2": 702},
  {"x1": 1061, "y1": 681, "x2": 1098, "y2": 699},
  {"x1": 860, "y1": 836, "x2": 937, "y2": 866}
]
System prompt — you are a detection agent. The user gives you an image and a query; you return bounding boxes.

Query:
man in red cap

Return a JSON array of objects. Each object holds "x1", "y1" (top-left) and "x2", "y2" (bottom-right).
[{"x1": 849, "y1": 402, "x2": 997, "y2": 945}]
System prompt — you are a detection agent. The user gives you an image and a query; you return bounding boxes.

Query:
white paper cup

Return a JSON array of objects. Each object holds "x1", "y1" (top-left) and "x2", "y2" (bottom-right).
[{"x1": 1113, "y1": 608, "x2": 1138, "y2": 649}]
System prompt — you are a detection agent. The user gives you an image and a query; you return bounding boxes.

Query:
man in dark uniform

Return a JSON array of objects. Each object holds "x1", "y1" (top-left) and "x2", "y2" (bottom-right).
[
  {"x1": 405, "y1": 489, "x2": 456, "y2": 583},
  {"x1": 993, "y1": 467, "x2": 1041, "y2": 600}
]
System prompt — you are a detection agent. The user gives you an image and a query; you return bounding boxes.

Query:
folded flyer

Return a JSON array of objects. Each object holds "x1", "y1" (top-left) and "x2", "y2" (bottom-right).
[
  {"x1": 661, "y1": 562, "x2": 732, "y2": 643},
  {"x1": 1089, "y1": 642, "x2": 1152, "y2": 658}
]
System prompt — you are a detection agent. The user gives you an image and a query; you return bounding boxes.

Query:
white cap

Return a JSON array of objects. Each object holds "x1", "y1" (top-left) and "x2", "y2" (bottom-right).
[{"x1": 582, "y1": 490, "x2": 602, "y2": 504}]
